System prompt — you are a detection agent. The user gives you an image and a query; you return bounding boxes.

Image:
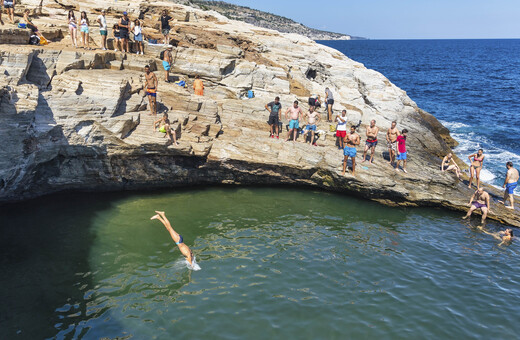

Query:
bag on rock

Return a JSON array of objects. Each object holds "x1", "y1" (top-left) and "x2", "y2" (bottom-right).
[
  {"x1": 18, "y1": 23, "x2": 27, "y2": 29},
  {"x1": 160, "y1": 50, "x2": 165, "y2": 60},
  {"x1": 39, "y1": 36, "x2": 49, "y2": 45},
  {"x1": 29, "y1": 35, "x2": 40, "y2": 45}
]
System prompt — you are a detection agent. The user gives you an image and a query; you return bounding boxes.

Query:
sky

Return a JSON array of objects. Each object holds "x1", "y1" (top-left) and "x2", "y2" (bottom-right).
[{"x1": 222, "y1": 0, "x2": 520, "y2": 39}]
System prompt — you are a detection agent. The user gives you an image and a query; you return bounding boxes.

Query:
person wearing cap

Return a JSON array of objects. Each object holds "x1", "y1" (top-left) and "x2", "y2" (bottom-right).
[
  {"x1": 159, "y1": 10, "x2": 176, "y2": 45},
  {"x1": 163, "y1": 45, "x2": 173, "y2": 82},
  {"x1": 118, "y1": 12, "x2": 130, "y2": 53},
  {"x1": 97, "y1": 9, "x2": 108, "y2": 50}
]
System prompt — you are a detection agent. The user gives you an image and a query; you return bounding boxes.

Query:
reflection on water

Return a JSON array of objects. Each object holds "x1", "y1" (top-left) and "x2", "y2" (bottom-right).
[{"x1": 1, "y1": 188, "x2": 519, "y2": 339}]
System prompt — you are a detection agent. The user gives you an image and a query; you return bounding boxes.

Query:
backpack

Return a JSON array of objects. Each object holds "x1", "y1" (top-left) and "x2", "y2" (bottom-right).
[
  {"x1": 29, "y1": 35, "x2": 40, "y2": 45},
  {"x1": 308, "y1": 96, "x2": 317, "y2": 106},
  {"x1": 160, "y1": 50, "x2": 165, "y2": 60}
]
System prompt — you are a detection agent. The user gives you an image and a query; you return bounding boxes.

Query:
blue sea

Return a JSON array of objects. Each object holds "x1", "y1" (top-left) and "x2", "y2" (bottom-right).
[{"x1": 320, "y1": 39, "x2": 520, "y2": 192}]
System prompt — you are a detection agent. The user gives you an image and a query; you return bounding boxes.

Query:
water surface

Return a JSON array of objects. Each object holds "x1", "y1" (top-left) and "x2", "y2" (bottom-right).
[{"x1": 1, "y1": 188, "x2": 519, "y2": 339}]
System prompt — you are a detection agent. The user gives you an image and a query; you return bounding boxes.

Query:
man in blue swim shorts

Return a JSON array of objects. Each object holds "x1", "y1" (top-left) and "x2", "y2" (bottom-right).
[
  {"x1": 151, "y1": 211, "x2": 194, "y2": 267},
  {"x1": 285, "y1": 100, "x2": 303, "y2": 142},
  {"x1": 342, "y1": 125, "x2": 361, "y2": 176},
  {"x1": 302, "y1": 106, "x2": 321, "y2": 145},
  {"x1": 502, "y1": 161, "x2": 519, "y2": 209},
  {"x1": 162, "y1": 46, "x2": 173, "y2": 82}
]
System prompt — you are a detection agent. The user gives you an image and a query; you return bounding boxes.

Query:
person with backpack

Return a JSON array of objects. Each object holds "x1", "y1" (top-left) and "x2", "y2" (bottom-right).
[{"x1": 161, "y1": 46, "x2": 173, "y2": 82}]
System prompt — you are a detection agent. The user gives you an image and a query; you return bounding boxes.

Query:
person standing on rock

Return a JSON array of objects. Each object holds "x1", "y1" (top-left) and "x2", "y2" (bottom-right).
[
  {"x1": 154, "y1": 113, "x2": 179, "y2": 145},
  {"x1": 162, "y1": 46, "x2": 173, "y2": 82},
  {"x1": 144, "y1": 65, "x2": 158, "y2": 116},
  {"x1": 97, "y1": 9, "x2": 108, "y2": 51},
  {"x1": 285, "y1": 100, "x2": 303, "y2": 142},
  {"x1": 67, "y1": 10, "x2": 78, "y2": 48},
  {"x1": 335, "y1": 110, "x2": 348, "y2": 149},
  {"x1": 325, "y1": 87, "x2": 334, "y2": 122},
  {"x1": 132, "y1": 18, "x2": 144, "y2": 55},
  {"x1": 265, "y1": 96, "x2": 282, "y2": 139},
  {"x1": 79, "y1": 11, "x2": 90, "y2": 50},
  {"x1": 362, "y1": 120, "x2": 379, "y2": 164},
  {"x1": 501, "y1": 161, "x2": 519, "y2": 209},
  {"x1": 467, "y1": 149, "x2": 485, "y2": 189},
  {"x1": 342, "y1": 125, "x2": 361, "y2": 176},
  {"x1": 395, "y1": 129, "x2": 408, "y2": 173},
  {"x1": 4, "y1": 0, "x2": 15, "y2": 24},
  {"x1": 193, "y1": 75, "x2": 204, "y2": 96},
  {"x1": 302, "y1": 105, "x2": 321, "y2": 145},
  {"x1": 441, "y1": 153, "x2": 462, "y2": 179},
  {"x1": 386, "y1": 121, "x2": 400, "y2": 166},
  {"x1": 160, "y1": 10, "x2": 176, "y2": 45},
  {"x1": 118, "y1": 12, "x2": 130, "y2": 53},
  {"x1": 463, "y1": 188, "x2": 491, "y2": 224}
]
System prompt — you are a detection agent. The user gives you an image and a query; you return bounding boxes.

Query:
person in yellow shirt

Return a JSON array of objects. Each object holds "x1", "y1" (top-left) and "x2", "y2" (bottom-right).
[{"x1": 193, "y1": 75, "x2": 204, "y2": 96}]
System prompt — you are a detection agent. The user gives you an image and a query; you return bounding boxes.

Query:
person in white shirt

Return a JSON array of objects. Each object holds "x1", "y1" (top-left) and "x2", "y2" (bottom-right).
[{"x1": 97, "y1": 10, "x2": 108, "y2": 50}]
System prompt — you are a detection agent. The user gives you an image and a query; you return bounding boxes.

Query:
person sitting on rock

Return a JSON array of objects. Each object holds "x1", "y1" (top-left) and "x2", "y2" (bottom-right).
[
  {"x1": 265, "y1": 96, "x2": 282, "y2": 139},
  {"x1": 193, "y1": 75, "x2": 204, "y2": 96},
  {"x1": 154, "y1": 113, "x2": 179, "y2": 145},
  {"x1": 342, "y1": 125, "x2": 361, "y2": 176},
  {"x1": 143, "y1": 65, "x2": 158, "y2": 116},
  {"x1": 162, "y1": 46, "x2": 173, "y2": 82},
  {"x1": 302, "y1": 105, "x2": 321, "y2": 146},
  {"x1": 151, "y1": 211, "x2": 195, "y2": 267},
  {"x1": 463, "y1": 188, "x2": 491, "y2": 224},
  {"x1": 441, "y1": 153, "x2": 461, "y2": 179},
  {"x1": 285, "y1": 100, "x2": 303, "y2": 142},
  {"x1": 23, "y1": 9, "x2": 44, "y2": 40},
  {"x1": 113, "y1": 23, "x2": 121, "y2": 52}
]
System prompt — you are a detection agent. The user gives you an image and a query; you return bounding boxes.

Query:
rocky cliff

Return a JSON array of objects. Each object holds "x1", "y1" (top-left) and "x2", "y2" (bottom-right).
[{"x1": 0, "y1": 0, "x2": 518, "y2": 227}]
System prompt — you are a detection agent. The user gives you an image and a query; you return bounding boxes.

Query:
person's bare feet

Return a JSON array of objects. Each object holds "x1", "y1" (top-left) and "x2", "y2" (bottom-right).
[
  {"x1": 403, "y1": 169, "x2": 408, "y2": 173},
  {"x1": 155, "y1": 211, "x2": 165, "y2": 217},
  {"x1": 506, "y1": 206, "x2": 514, "y2": 210},
  {"x1": 462, "y1": 215, "x2": 469, "y2": 220},
  {"x1": 150, "y1": 214, "x2": 160, "y2": 220}
]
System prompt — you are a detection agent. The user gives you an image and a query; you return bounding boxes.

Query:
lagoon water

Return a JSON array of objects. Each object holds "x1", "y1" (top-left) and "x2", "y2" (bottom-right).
[
  {"x1": 1, "y1": 188, "x2": 520, "y2": 339},
  {"x1": 321, "y1": 39, "x2": 520, "y2": 193}
]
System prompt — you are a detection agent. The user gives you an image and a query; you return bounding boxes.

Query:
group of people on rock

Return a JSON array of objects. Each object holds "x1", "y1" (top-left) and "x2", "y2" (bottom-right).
[{"x1": 264, "y1": 91, "x2": 410, "y2": 177}]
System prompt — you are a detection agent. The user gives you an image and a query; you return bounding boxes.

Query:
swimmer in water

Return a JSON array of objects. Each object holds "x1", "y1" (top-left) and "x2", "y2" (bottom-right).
[
  {"x1": 151, "y1": 211, "x2": 194, "y2": 266},
  {"x1": 478, "y1": 227, "x2": 514, "y2": 246}
]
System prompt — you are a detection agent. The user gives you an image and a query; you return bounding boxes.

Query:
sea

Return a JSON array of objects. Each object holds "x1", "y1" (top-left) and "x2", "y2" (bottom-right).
[{"x1": 319, "y1": 39, "x2": 520, "y2": 192}]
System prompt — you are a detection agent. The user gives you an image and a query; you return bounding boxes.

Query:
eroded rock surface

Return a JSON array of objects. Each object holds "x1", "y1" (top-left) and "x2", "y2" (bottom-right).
[{"x1": 0, "y1": 0, "x2": 518, "y2": 227}]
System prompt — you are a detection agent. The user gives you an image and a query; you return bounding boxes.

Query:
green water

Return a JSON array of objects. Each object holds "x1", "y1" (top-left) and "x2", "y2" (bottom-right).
[{"x1": 1, "y1": 188, "x2": 519, "y2": 339}]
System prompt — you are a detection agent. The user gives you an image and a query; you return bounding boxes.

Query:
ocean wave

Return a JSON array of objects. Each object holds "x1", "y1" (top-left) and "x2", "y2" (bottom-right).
[{"x1": 439, "y1": 120, "x2": 471, "y2": 130}]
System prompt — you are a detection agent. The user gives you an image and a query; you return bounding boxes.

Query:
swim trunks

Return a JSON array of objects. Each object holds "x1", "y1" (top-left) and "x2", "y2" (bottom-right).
[
  {"x1": 176, "y1": 235, "x2": 184, "y2": 245},
  {"x1": 159, "y1": 126, "x2": 167, "y2": 133},
  {"x1": 80, "y1": 26, "x2": 89, "y2": 34},
  {"x1": 327, "y1": 98, "x2": 334, "y2": 106},
  {"x1": 146, "y1": 88, "x2": 157, "y2": 97},
  {"x1": 336, "y1": 130, "x2": 346, "y2": 138},
  {"x1": 397, "y1": 152, "x2": 407, "y2": 160},
  {"x1": 268, "y1": 114, "x2": 279, "y2": 126},
  {"x1": 305, "y1": 124, "x2": 317, "y2": 131},
  {"x1": 506, "y1": 182, "x2": 518, "y2": 194},
  {"x1": 289, "y1": 119, "x2": 299, "y2": 130},
  {"x1": 366, "y1": 139, "x2": 378, "y2": 148},
  {"x1": 387, "y1": 140, "x2": 397, "y2": 151},
  {"x1": 162, "y1": 28, "x2": 170, "y2": 36},
  {"x1": 162, "y1": 61, "x2": 171, "y2": 71},
  {"x1": 472, "y1": 202, "x2": 487, "y2": 209},
  {"x1": 4, "y1": 1, "x2": 14, "y2": 8},
  {"x1": 100, "y1": 29, "x2": 107, "y2": 36},
  {"x1": 344, "y1": 146, "x2": 357, "y2": 157}
]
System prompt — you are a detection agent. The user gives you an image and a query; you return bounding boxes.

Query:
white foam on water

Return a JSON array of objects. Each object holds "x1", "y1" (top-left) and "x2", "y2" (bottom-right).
[
  {"x1": 439, "y1": 120, "x2": 471, "y2": 130},
  {"x1": 188, "y1": 257, "x2": 201, "y2": 271},
  {"x1": 479, "y1": 169, "x2": 496, "y2": 182}
]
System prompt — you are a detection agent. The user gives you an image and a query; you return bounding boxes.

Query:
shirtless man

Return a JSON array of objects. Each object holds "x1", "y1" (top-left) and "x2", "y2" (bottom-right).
[
  {"x1": 478, "y1": 227, "x2": 514, "y2": 246},
  {"x1": 342, "y1": 125, "x2": 361, "y2": 176},
  {"x1": 362, "y1": 120, "x2": 379, "y2": 163},
  {"x1": 501, "y1": 161, "x2": 519, "y2": 209},
  {"x1": 151, "y1": 211, "x2": 194, "y2": 266},
  {"x1": 302, "y1": 106, "x2": 321, "y2": 145},
  {"x1": 285, "y1": 100, "x2": 303, "y2": 142},
  {"x1": 143, "y1": 65, "x2": 158, "y2": 116},
  {"x1": 441, "y1": 153, "x2": 462, "y2": 179},
  {"x1": 154, "y1": 113, "x2": 179, "y2": 145},
  {"x1": 463, "y1": 188, "x2": 491, "y2": 224},
  {"x1": 162, "y1": 46, "x2": 173, "y2": 82},
  {"x1": 386, "y1": 121, "x2": 400, "y2": 166}
]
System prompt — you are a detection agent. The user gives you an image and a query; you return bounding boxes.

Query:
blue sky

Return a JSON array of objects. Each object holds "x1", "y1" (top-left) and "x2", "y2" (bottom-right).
[{"x1": 222, "y1": 0, "x2": 520, "y2": 39}]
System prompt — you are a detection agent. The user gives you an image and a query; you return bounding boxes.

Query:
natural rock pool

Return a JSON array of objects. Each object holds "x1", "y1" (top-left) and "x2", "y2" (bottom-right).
[{"x1": 1, "y1": 188, "x2": 519, "y2": 339}]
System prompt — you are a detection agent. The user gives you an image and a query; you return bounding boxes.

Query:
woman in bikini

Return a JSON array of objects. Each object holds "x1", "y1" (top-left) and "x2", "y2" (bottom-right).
[
  {"x1": 67, "y1": 10, "x2": 77, "y2": 48},
  {"x1": 468, "y1": 149, "x2": 485, "y2": 189},
  {"x1": 150, "y1": 211, "x2": 194, "y2": 266},
  {"x1": 441, "y1": 153, "x2": 461, "y2": 179},
  {"x1": 478, "y1": 227, "x2": 513, "y2": 246}
]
